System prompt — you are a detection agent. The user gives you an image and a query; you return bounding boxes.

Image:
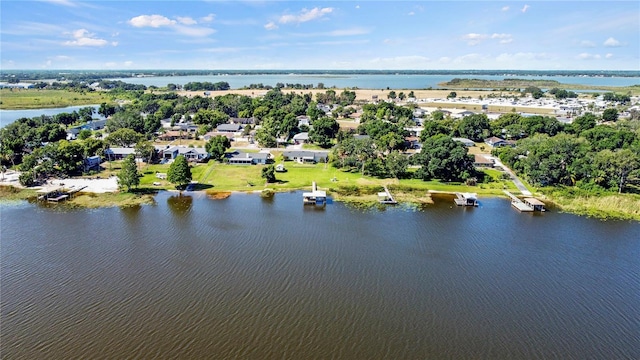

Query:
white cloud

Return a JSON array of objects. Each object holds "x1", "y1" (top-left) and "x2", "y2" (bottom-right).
[
  {"x1": 577, "y1": 53, "x2": 601, "y2": 60},
  {"x1": 603, "y1": 37, "x2": 621, "y2": 47},
  {"x1": 408, "y1": 12, "x2": 415, "y2": 16},
  {"x1": 129, "y1": 15, "x2": 176, "y2": 28},
  {"x1": 174, "y1": 26, "x2": 215, "y2": 37},
  {"x1": 201, "y1": 14, "x2": 215, "y2": 23},
  {"x1": 63, "y1": 29, "x2": 112, "y2": 47},
  {"x1": 264, "y1": 21, "x2": 279, "y2": 31},
  {"x1": 605, "y1": 53, "x2": 613, "y2": 59},
  {"x1": 580, "y1": 40, "x2": 596, "y2": 48},
  {"x1": 501, "y1": 6, "x2": 510, "y2": 12},
  {"x1": 128, "y1": 14, "x2": 215, "y2": 37},
  {"x1": 176, "y1": 16, "x2": 197, "y2": 25},
  {"x1": 278, "y1": 7, "x2": 333, "y2": 24},
  {"x1": 328, "y1": 27, "x2": 370, "y2": 36},
  {"x1": 105, "y1": 62, "x2": 118, "y2": 68},
  {"x1": 124, "y1": 61, "x2": 134, "y2": 67},
  {"x1": 39, "y1": 0, "x2": 77, "y2": 7},
  {"x1": 355, "y1": 5, "x2": 360, "y2": 9},
  {"x1": 491, "y1": 33, "x2": 513, "y2": 44},
  {"x1": 521, "y1": 4, "x2": 530, "y2": 13},
  {"x1": 369, "y1": 55, "x2": 430, "y2": 68},
  {"x1": 463, "y1": 33, "x2": 488, "y2": 45}
]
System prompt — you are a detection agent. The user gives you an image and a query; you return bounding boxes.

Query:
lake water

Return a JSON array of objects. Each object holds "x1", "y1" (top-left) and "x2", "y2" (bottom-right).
[
  {"x1": 0, "y1": 104, "x2": 102, "y2": 128},
  {"x1": 2, "y1": 192, "x2": 639, "y2": 359},
  {"x1": 114, "y1": 74, "x2": 640, "y2": 90}
]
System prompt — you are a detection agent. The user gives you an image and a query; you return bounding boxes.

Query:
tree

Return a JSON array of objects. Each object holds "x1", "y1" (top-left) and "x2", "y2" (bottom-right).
[
  {"x1": 261, "y1": 164, "x2": 276, "y2": 183},
  {"x1": 456, "y1": 114, "x2": 490, "y2": 142},
  {"x1": 387, "y1": 91, "x2": 397, "y2": 100},
  {"x1": 98, "y1": 102, "x2": 117, "y2": 118},
  {"x1": 447, "y1": 91, "x2": 457, "y2": 99},
  {"x1": 106, "y1": 128, "x2": 141, "y2": 147},
  {"x1": 414, "y1": 135, "x2": 474, "y2": 181},
  {"x1": 572, "y1": 113, "x2": 597, "y2": 134},
  {"x1": 117, "y1": 154, "x2": 140, "y2": 192},
  {"x1": 309, "y1": 117, "x2": 340, "y2": 148},
  {"x1": 205, "y1": 135, "x2": 231, "y2": 161},
  {"x1": 167, "y1": 155, "x2": 192, "y2": 189},
  {"x1": 593, "y1": 149, "x2": 640, "y2": 193},
  {"x1": 135, "y1": 141, "x2": 156, "y2": 164},
  {"x1": 106, "y1": 109, "x2": 144, "y2": 133},
  {"x1": 78, "y1": 129, "x2": 92, "y2": 140},
  {"x1": 602, "y1": 108, "x2": 619, "y2": 122}
]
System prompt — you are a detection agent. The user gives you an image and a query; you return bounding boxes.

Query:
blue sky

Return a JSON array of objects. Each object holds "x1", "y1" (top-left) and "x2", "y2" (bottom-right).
[{"x1": 1, "y1": 0, "x2": 638, "y2": 70}]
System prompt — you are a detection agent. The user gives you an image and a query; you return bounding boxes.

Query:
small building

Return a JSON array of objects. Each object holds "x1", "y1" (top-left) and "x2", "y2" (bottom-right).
[
  {"x1": 162, "y1": 146, "x2": 209, "y2": 162},
  {"x1": 453, "y1": 137, "x2": 476, "y2": 147},
  {"x1": 84, "y1": 155, "x2": 101, "y2": 172},
  {"x1": 217, "y1": 123, "x2": 243, "y2": 133},
  {"x1": 275, "y1": 164, "x2": 286, "y2": 172},
  {"x1": 484, "y1": 136, "x2": 515, "y2": 148},
  {"x1": 473, "y1": 154, "x2": 495, "y2": 168},
  {"x1": 282, "y1": 151, "x2": 328, "y2": 164},
  {"x1": 158, "y1": 130, "x2": 192, "y2": 141},
  {"x1": 104, "y1": 147, "x2": 136, "y2": 160},
  {"x1": 454, "y1": 192, "x2": 478, "y2": 206},
  {"x1": 405, "y1": 136, "x2": 421, "y2": 149},
  {"x1": 523, "y1": 198, "x2": 546, "y2": 212},
  {"x1": 202, "y1": 131, "x2": 235, "y2": 141},
  {"x1": 227, "y1": 151, "x2": 269, "y2": 165},
  {"x1": 292, "y1": 132, "x2": 309, "y2": 144},
  {"x1": 303, "y1": 182, "x2": 326, "y2": 206},
  {"x1": 230, "y1": 117, "x2": 255, "y2": 125}
]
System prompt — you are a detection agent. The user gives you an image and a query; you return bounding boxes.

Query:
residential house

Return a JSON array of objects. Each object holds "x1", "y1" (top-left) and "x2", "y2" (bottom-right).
[
  {"x1": 217, "y1": 123, "x2": 243, "y2": 133},
  {"x1": 297, "y1": 115, "x2": 311, "y2": 128},
  {"x1": 484, "y1": 136, "x2": 515, "y2": 148},
  {"x1": 158, "y1": 130, "x2": 193, "y2": 141},
  {"x1": 282, "y1": 150, "x2": 328, "y2": 164},
  {"x1": 452, "y1": 137, "x2": 476, "y2": 147},
  {"x1": 202, "y1": 132, "x2": 235, "y2": 141},
  {"x1": 83, "y1": 155, "x2": 101, "y2": 172},
  {"x1": 292, "y1": 132, "x2": 309, "y2": 144},
  {"x1": 405, "y1": 136, "x2": 421, "y2": 150},
  {"x1": 230, "y1": 117, "x2": 255, "y2": 125},
  {"x1": 162, "y1": 146, "x2": 209, "y2": 162},
  {"x1": 473, "y1": 154, "x2": 495, "y2": 168},
  {"x1": 227, "y1": 151, "x2": 270, "y2": 165},
  {"x1": 104, "y1": 147, "x2": 136, "y2": 160}
]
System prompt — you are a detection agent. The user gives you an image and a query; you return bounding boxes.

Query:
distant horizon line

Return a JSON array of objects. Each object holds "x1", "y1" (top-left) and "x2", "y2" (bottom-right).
[{"x1": 3, "y1": 69, "x2": 639, "y2": 73}]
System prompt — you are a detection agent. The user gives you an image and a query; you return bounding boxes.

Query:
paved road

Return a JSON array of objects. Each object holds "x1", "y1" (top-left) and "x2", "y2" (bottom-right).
[{"x1": 490, "y1": 156, "x2": 532, "y2": 196}]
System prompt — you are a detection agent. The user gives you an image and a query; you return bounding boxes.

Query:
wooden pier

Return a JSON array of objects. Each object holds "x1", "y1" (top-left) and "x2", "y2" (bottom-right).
[
  {"x1": 378, "y1": 186, "x2": 397, "y2": 204},
  {"x1": 504, "y1": 191, "x2": 545, "y2": 212},
  {"x1": 37, "y1": 185, "x2": 87, "y2": 202},
  {"x1": 303, "y1": 182, "x2": 327, "y2": 206}
]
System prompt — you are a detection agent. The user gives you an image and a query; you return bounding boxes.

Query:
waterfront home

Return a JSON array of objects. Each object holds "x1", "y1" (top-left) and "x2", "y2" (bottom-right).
[
  {"x1": 282, "y1": 150, "x2": 328, "y2": 164},
  {"x1": 162, "y1": 146, "x2": 209, "y2": 162},
  {"x1": 227, "y1": 151, "x2": 269, "y2": 165},
  {"x1": 297, "y1": 115, "x2": 311, "y2": 128},
  {"x1": 104, "y1": 147, "x2": 135, "y2": 160},
  {"x1": 484, "y1": 136, "x2": 515, "y2": 148},
  {"x1": 83, "y1": 155, "x2": 101, "y2": 172},
  {"x1": 405, "y1": 136, "x2": 421, "y2": 150}
]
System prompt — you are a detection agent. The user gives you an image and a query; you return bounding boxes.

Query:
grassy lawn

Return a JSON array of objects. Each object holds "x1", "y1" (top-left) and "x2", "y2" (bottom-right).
[{"x1": 0, "y1": 89, "x2": 112, "y2": 110}]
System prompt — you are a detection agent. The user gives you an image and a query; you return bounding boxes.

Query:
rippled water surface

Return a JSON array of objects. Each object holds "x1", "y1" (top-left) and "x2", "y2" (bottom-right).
[{"x1": 2, "y1": 192, "x2": 639, "y2": 359}]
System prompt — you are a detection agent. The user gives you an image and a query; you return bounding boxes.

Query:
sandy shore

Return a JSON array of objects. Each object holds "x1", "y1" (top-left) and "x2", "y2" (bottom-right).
[{"x1": 49, "y1": 177, "x2": 119, "y2": 193}]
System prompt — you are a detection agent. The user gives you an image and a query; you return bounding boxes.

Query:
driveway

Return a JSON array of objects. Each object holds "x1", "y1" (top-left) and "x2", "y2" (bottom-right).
[{"x1": 489, "y1": 156, "x2": 532, "y2": 196}]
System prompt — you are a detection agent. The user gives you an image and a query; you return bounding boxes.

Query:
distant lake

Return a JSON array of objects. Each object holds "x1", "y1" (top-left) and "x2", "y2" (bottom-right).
[
  {"x1": 0, "y1": 105, "x2": 103, "y2": 128},
  {"x1": 114, "y1": 74, "x2": 640, "y2": 90},
  {"x1": 2, "y1": 192, "x2": 638, "y2": 359}
]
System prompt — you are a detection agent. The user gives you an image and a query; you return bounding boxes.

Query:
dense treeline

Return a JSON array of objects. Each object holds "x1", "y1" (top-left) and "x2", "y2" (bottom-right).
[{"x1": 183, "y1": 81, "x2": 230, "y2": 91}]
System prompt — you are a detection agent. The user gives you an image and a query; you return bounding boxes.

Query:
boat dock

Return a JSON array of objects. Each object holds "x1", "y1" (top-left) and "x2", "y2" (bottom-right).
[
  {"x1": 378, "y1": 186, "x2": 397, "y2": 204},
  {"x1": 303, "y1": 182, "x2": 327, "y2": 206},
  {"x1": 504, "y1": 191, "x2": 546, "y2": 212},
  {"x1": 37, "y1": 185, "x2": 86, "y2": 202},
  {"x1": 454, "y1": 192, "x2": 478, "y2": 206}
]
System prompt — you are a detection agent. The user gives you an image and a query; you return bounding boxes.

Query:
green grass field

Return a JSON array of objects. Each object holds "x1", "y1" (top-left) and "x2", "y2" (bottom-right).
[{"x1": 0, "y1": 89, "x2": 112, "y2": 110}]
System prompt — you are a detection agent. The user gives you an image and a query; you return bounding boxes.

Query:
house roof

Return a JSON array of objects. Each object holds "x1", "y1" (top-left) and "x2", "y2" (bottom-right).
[
  {"x1": 292, "y1": 132, "x2": 309, "y2": 140},
  {"x1": 104, "y1": 147, "x2": 135, "y2": 155},
  {"x1": 474, "y1": 154, "x2": 494, "y2": 164},
  {"x1": 453, "y1": 137, "x2": 475, "y2": 145},
  {"x1": 217, "y1": 123, "x2": 243, "y2": 132},
  {"x1": 283, "y1": 150, "x2": 328, "y2": 159}
]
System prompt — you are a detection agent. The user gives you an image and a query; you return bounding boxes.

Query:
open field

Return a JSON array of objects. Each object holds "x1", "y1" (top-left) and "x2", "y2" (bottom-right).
[{"x1": 0, "y1": 88, "x2": 112, "y2": 110}]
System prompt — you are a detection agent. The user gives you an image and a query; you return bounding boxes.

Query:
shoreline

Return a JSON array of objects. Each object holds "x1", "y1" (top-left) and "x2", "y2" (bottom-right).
[{"x1": 2, "y1": 183, "x2": 638, "y2": 221}]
